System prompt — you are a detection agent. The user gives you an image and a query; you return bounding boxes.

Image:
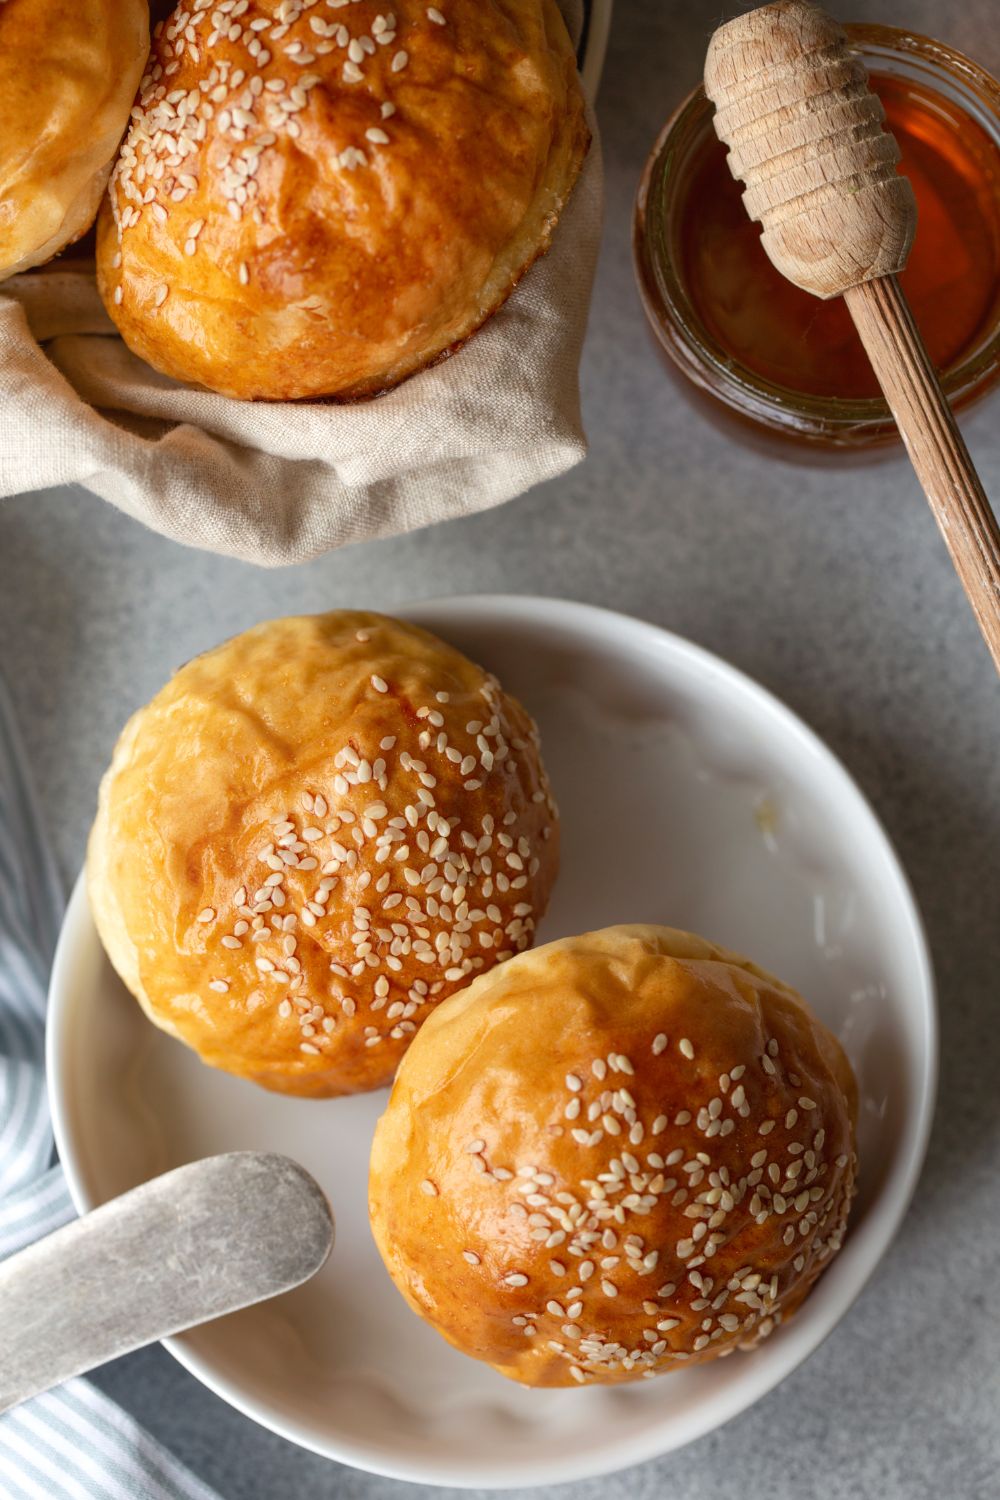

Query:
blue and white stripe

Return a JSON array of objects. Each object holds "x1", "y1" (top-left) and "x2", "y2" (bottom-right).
[{"x1": 0, "y1": 676, "x2": 223, "y2": 1500}]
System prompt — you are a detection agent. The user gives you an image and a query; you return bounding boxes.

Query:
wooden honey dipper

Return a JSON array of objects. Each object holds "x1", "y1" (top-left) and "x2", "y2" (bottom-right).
[{"x1": 704, "y1": 0, "x2": 1000, "y2": 675}]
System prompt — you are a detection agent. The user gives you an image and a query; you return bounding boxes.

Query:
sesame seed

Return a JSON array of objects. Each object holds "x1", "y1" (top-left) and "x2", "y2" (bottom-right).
[
  {"x1": 371, "y1": 675, "x2": 388, "y2": 693},
  {"x1": 679, "y1": 1038, "x2": 695, "y2": 1060},
  {"x1": 420, "y1": 1179, "x2": 438, "y2": 1197},
  {"x1": 391, "y1": 49, "x2": 408, "y2": 71},
  {"x1": 427, "y1": 7, "x2": 445, "y2": 22},
  {"x1": 197, "y1": 908, "x2": 215, "y2": 923}
]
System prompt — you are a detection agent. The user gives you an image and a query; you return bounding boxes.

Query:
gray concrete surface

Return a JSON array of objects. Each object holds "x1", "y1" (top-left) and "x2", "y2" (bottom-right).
[{"x1": 2, "y1": 2, "x2": 999, "y2": 1495}]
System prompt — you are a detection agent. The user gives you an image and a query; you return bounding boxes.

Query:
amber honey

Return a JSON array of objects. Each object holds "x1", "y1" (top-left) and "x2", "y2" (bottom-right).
[
  {"x1": 678, "y1": 71, "x2": 1000, "y2": 399},
  {"x1": 634, "y1": 26, "x2": 1000, "y2": 446}
]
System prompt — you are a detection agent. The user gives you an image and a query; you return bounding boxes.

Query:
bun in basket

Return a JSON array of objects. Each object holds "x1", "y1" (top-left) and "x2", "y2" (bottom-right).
[
  {"x1": 369, "y1": 925, "x2": 858, "y2": 1386},
  {"x1": 96, "y1": 0, "x2": 590, "y2": 400},
  {"x1": 0, "y1": 0, "x2": 148, "y2": 280},
  {"x1": 87, "y1": 611, "x2": 559, "y2": 1097}
]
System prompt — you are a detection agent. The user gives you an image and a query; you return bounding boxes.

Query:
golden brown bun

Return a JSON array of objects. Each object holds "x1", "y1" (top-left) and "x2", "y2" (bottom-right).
[
  {"x1": 369, "y1": 925, "x2": 858, "y2": 1387},
  {"x1": 0, "y1": 0, "x2": 148, "y2": 281},
  {"x1": 87, "y1": 611, "x2": 559, "y2": 1097},
  {"x1": 95, "y1": 0, "x2": 589, "y2": 400}
]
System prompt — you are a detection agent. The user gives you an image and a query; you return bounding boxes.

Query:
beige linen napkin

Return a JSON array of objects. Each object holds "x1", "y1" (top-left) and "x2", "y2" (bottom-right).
[{"x1": 0, "y1": 2, "x2": 601, "y2": 568}]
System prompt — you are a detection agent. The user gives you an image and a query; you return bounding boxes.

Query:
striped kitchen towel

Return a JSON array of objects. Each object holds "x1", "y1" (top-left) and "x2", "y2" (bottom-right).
[{"x1": 0, "y1": 676, "x2": 223, "y2": 1500}]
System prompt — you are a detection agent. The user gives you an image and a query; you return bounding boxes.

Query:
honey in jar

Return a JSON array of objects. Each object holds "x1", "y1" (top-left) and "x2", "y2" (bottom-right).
[
  {"x1": 634, "y1": 26, "x2": 1000, "y2": 446},
  {"x1": 680, "y1": 71, "x2": 1000, "y2": 400}
]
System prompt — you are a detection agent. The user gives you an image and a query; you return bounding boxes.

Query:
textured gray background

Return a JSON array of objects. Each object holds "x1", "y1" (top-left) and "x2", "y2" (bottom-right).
[{"x1": 3, "y1": 1, "x2": 1000, "y2": 1495}]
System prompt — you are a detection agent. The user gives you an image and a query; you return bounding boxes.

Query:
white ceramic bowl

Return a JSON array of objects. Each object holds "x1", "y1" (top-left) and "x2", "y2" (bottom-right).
[{"x1": 48, "y1": 596, "x2": 936, "y2": 1488}]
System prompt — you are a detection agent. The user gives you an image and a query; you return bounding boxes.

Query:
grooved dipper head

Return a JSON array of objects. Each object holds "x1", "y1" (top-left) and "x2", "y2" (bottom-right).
[{"x1": 704, "y1": 0, "x2": 916, "y2": 298}]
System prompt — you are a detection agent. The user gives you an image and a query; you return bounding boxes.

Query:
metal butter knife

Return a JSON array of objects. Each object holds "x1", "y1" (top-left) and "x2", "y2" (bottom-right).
[{"x1": 0, "y1": 1151, "x2": 334, "y2": 1414}]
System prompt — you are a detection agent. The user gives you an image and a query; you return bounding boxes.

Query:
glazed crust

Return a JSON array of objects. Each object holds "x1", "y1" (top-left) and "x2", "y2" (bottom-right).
[
  {"x1": 95, "y1": 0, "x2": 590, "y2": 400},
  {"x1": 0, "y1": 0, "x2": 148, "y2": 280},
  {"x1": 87, "y1": 611, "x2": 559, "y2": 1097},
  {"x1": 369, "y1": 925, "x2": 858, "y2": 1387}
]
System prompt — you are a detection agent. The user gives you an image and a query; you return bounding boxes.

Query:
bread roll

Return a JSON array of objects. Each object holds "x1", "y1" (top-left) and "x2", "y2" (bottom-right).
[
  {"x1": 87, "y1": 611, "x2": 559, "y2": 1097},
  {"x1": 95, "y1": 0, "x2": 590, "y2": 400},
  {"x1": 0, "y1": 0, "x2": 148, "y2": 281},
  {"x1": 369, "y1": 925, "x2": 858, "y2": 1386}
]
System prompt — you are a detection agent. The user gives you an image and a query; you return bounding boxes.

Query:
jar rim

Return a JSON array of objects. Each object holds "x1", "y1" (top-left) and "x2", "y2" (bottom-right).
[{"x1": 633, "y1": 22, "x2": 1000, "y2": 446}]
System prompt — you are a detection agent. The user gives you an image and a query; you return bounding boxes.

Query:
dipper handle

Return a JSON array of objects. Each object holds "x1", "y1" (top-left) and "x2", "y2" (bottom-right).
[
  {"x1": 706, "y1": 0, "x2": 1000, "y2": 675},
  {"x1": 845, "y1": 277, "x2": 1000, "y2": 672}
]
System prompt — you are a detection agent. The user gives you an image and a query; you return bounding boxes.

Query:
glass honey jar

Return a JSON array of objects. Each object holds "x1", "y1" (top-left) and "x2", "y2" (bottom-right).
[{"x1": 634, "y1": 24, "x2": 1000, "y2": 448}]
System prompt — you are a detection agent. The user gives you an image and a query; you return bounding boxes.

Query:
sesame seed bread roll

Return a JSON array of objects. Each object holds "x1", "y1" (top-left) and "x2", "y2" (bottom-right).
[
  {"x1": 95, "y1": 0, "x2": 590, "y2": 400},
  {"x1": 369, "y1": 925, "x2": 858, "y2": 1387},
  {"x1": 87, "y1": 611, "x2": 559, "y2": 1097},
  {"x1": 0, "y1": 0, "x2": 149, "y2": 281}
]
